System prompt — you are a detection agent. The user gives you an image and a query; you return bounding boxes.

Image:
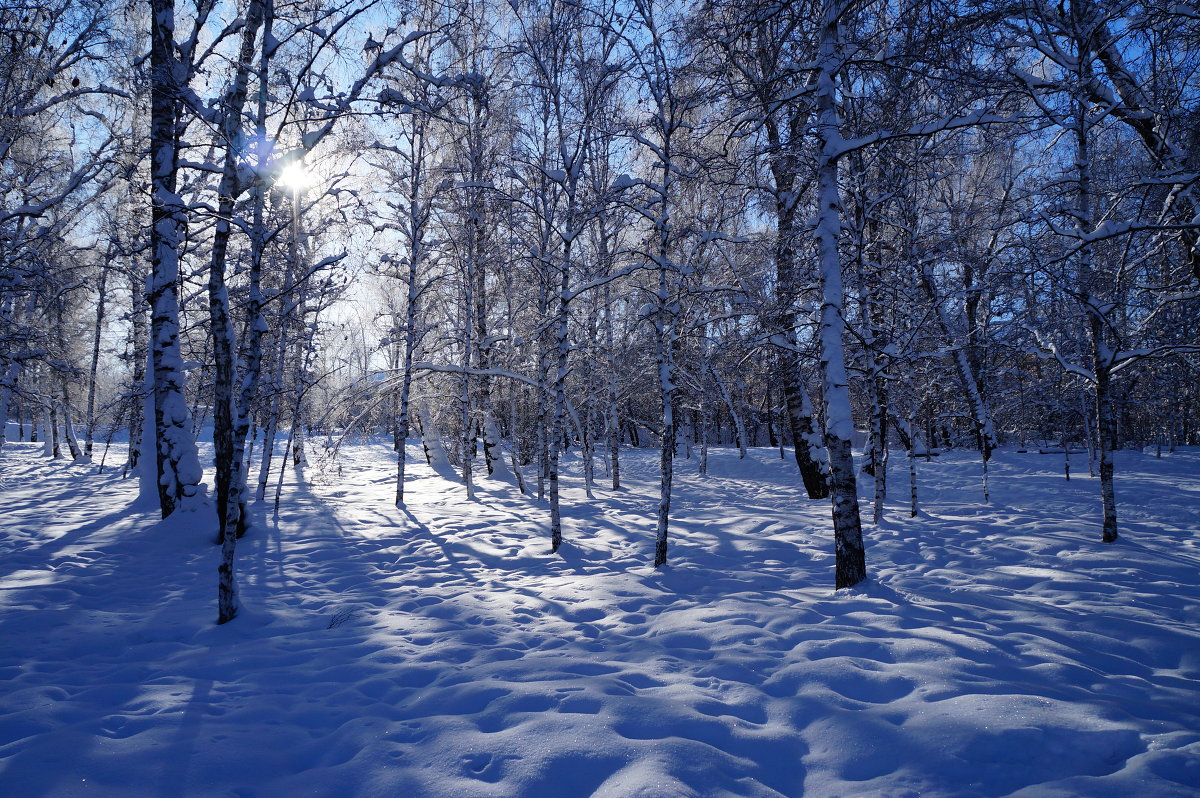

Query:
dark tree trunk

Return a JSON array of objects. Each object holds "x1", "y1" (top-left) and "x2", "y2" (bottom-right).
[
  {"x1": 84, "y1": 266, "x2": 107, "y2": 458},
  {"x1": 210, "y1": 0, "x2": 267, "y2": 624}
]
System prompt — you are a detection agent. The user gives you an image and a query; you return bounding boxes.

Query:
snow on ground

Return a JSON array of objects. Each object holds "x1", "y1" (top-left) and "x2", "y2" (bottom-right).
[{"x1": 1, "y1": 440, "x2": 1198, "y2": 797}]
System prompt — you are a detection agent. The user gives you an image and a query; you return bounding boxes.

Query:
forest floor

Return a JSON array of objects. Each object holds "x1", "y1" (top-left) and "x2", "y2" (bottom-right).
[{"x1": 1, "y1": 438, "x2": 1198, "y2": 797}]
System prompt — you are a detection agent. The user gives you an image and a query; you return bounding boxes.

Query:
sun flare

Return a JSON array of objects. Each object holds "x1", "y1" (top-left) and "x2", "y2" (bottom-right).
[{"x1": 277, "y1": 161, "x2": 312, "y2": 191}]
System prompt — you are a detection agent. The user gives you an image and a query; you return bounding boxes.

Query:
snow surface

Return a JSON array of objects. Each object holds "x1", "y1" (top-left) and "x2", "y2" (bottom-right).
[{"x1": 1, "y1": 441, "x2": 1198, "y2": 797}]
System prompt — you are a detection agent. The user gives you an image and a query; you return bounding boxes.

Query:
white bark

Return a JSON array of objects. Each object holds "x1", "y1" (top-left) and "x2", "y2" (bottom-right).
[
  {"x1": 418, "y1": 402, "x2": 454, "y2": 477},
  {"x1": 0, "y1": 362, "x2": 19, "y2": 451},
  {"x1": 148, "y1": 0, "x2": 202, "y2": 517},
  {"x1": 815, "y1": 0, "x2": 865, "y2": 588}
]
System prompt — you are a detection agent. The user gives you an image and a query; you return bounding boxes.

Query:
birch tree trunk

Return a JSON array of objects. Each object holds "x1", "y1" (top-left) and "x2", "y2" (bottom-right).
[
  {"x1": 815, "y1": 0, "x2": 866, "y2": 588},
  {"x1": 0, "y1": 361, "x2": 18, "y2": 450},
  {"x1": 869, "y1": 377, "x2": 888, "y2": 524},
  {"x1": 60, "y1": 388, "x2": 82, "y2": 460},
  {"x1": 148, "y1": 0, "x2": 202, "y2": 517},
  {"x1": 779, "y1": 350, "x2": 829, "y2": 497},
  {"x1": 232, "y1": 1, "x2": 275, "y2": 534},
  {"x1": 457, "y1": 182, "x2": 478, "y2": 500},
  {"x1": 710, "y1": 5, "x2": 829, "y2": 498},
  {"x1": 255, "y1": 342, "x2": 286, "y2": 502},
  {"x1": 536, "y1": 277, "x2": 550, "y2": 502},
  {"x1": 917, "y1": 259, "x2": 997, "y2": 501},
  {"x1": 209, "y1": 0, "x2": 266, "y2": 624},
  {"x1": 549, "y1": 258, "x2": 569, "y2": 553},
  {"x1": 460, "y1": 365, "x2": 475, "y2": 499},
  {"x1": 908, "y1": 435, "x2": 918, "y2": 517},
  {"x1": 472, "y1": 207, "x2": 504, "y2": 480},
  {"x1": 84, "y1": 266, "x2": 107, "y2": 458},
  {"x1": 417, "y1": 402, "x2": 453, "y2": 475},
  {"x1": 1073, "y1": 61, "x2": 1119, "y2": 543},
  {"x1": 125, "y1": 269, "x2": 148, "y2": 478},
  {"x1": 394, "y1": 197, "x2": 424, "y2": 507},
  {"x1": 582, "y1": 394, "x2": 595, "y2": 499},
  {"x1": 710, "y1": 364, "x2": 746, "y2": 459},
  {"x1": 43, "y1": 405, "x2": 55, "y2": 458},
  {"x1": 604, "y1": 274, "x2": 621, "y2": 491},
  {"x1": 256, "y1": 202, "x2": 299, "y2": 503},
  {"x1": 653, "y1": 262, "x2": 677, "y2": 568},
  {"x1": 892, "y1": 414, "x2": 921, "y2": 518}
]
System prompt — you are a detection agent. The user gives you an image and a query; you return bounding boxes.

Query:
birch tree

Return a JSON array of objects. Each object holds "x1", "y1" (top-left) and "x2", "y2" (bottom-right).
[
  {"x1": 369, "y1": 4, "x2": 455, "y2": 506},
  {"x1": 699, "y1": 0, "x2": 830, "y2": 499},
  {"x1": 510, "y1": 0, "x2": 625, "y2": 552},
  {"x1": 146, "y1": 0, "x2": 208, "y2": 516},
  {"x1": 1010, "y1": 0, "x2": 1200, "y2": 543}
]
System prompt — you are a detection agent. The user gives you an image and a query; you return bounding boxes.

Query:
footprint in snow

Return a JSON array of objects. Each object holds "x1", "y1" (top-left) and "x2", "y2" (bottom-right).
[{"x1": 460, "y1": 752, "x2": 519, "y2": 782}]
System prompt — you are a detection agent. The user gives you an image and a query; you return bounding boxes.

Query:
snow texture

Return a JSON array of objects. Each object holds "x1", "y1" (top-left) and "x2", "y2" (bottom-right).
[{"x1": 1, "y1": 439, "x2": 1198, "y2": 796}]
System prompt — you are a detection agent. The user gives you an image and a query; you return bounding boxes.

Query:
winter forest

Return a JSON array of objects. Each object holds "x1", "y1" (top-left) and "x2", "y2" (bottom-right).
[{"x1": 2, "y1": 0, "x2": 1199, "y2": 795}]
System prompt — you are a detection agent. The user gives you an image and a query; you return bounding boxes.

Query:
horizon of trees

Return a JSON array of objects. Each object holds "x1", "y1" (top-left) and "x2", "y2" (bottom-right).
[{"x1": 1, "y1": 0, "x2": 1198, "y2": 621}]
